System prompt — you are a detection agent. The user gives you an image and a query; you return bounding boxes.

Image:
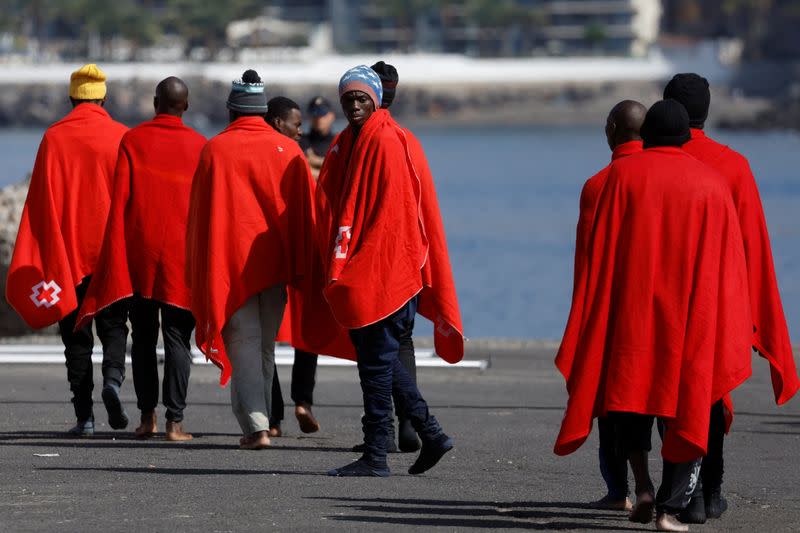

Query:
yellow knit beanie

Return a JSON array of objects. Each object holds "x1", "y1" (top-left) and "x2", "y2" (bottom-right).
[{"x1": 69, "y1": 64, "x2": 107, "y2": 100}]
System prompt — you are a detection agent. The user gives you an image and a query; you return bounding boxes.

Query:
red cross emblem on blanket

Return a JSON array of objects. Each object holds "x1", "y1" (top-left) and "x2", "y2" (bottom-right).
[
  {"x1": 334, "y1": 226, "x2": 352, "y2": 259},
  {"x1": 29, "y1": 280, "x2": 62, "y2": 308},
  {"x1": 436, "y1": 315, "x2": 454, "y2": 337}
]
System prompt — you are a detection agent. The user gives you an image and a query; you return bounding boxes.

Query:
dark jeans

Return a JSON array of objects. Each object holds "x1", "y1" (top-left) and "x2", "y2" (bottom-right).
[
  {"x1": 269, "y1": 349, "x2": 318, "y2": 428},
  {"x1": 349, "y1": 296, "x2": 444, "y2": 466},
  {"x1": 58, "y1": 277, "x2": 128, "y2": 421},
  {"x1": 129, "y1": 297, "x2": 195, "y2": 422},
  {"x1": 598, "y1": 416, "x2": 630, "y2": 500},
  {"x1": 608, "y1": 412, "x2": 701, "y2": 515},
  {"x1": 689, "y1": 399, "x2": 726, "y2": 499}
]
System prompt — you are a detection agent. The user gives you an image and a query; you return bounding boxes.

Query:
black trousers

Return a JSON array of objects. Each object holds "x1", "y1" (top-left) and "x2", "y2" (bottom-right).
[
  {"x1": 598, "y1": 416, "x2": 630, "y2": 499},
  {"x1": 58, "y1": 278, "x2": 128, "y2": 421},
  {"x1": 129, "y1": 297, "x2": 195, "y2": 422},
  {"x1": 608, "y1": 412, "x2": 701, "y2": 515},
  {"x1": 269, "y1": 349, "x2": 318, "y2": 427},
  {"x1": 689, "y1": 399, "x2": 726, "y2": 498}
]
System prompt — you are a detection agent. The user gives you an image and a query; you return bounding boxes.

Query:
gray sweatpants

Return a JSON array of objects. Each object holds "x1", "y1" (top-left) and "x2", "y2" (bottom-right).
[{"x1": 221, "y1": 285, "x2": 286, "y2": 436}]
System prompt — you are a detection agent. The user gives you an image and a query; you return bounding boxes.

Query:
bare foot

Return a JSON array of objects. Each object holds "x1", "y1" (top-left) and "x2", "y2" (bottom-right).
[
  {"x1": 592, "y1": 494, "x2": 633, "y2": 511},
  {"x1": 295, "y1": 403, "x2": 320, "y2": 433},
  {"x1": 134, "y1": 411, "x2": 157, "y2": 439},
  {"x1": 629, "y1": 492, "x2": 655, "y2": 524},
  {"x1": 268, "y1": 426, "x2": 282, "y2": 438},
  {"x1": 165, "y1": 420, "x2": 193, "y2": 441},
  {"x1": 239, "y1": 430, "x2": 271, "y2": 450},
  {"x1": 656, "y1": 512, "x2": 689, "y2": 532}
]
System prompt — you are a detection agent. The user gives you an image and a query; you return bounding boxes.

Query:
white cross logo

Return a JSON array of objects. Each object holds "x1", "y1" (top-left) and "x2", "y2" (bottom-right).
[
  {"x1": 436, "y1": 315, "x2": 454, "y2": 338},
  {"x1": 30, "y1": 280, "x2": 62, "y2": 308},
  {"x1": 334, "y1": 226, "x2": 352, "y2": 259}
]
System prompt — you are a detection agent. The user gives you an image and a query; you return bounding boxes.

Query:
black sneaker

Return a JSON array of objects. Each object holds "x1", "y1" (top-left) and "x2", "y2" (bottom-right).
[
  {"x1": 102, "y1": 383, "x2": 129, "y2": 430},
  {"x1": 678, "y1": 493, "x2": 707, "y2": 524},
  {"x1": 398, "y1": 419, "x2": 421, "y2": 453},
  {"x1": 328, "y1": 459, "x2": 390, "y2": 477},
  {"x1": 408, "y1": 435, "x2": 454, "y2": 475},
  {"x1": 704, "y1": 490, "x2": 728, "y2": 519}
]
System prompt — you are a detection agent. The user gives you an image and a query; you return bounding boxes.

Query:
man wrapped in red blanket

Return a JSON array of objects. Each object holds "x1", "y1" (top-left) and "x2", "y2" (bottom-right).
[
  {"x1": 554, "y1": 100, "x2": 752, "y2": 531},
  {"x1": 77, "y1": 77, "x2": 206, "y2": 441},
  {"x1": 6, "y1": 64, "x2": 130, "y2": 436},
  {"x1": 318, "y1": 65, "x2": 463, "y2": 478},
  {"x1": 185, "y1": 70, "x2": 317, "y2": 450},
  {"x1": 663, "y1": 73, "x2": 799, "y2": 524}
]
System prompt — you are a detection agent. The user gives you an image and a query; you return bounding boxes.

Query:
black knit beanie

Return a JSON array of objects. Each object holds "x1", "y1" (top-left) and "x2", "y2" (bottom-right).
[
  {"x1": 370, "y1": 61, "x2": 399, "y2": 109},
  {"x1": 663, "y1": 73, "x2": 710, "y2": 129},
  {"x1": 640, "y1": 99, "x2": 691, "y2": 148},
  {"x1": 227, "y1": 69, "x2": 268, "y2": 114}
]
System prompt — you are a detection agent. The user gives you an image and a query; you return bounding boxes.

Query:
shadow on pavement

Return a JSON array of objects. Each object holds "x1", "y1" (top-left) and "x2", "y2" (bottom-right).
[
  {"x1": 0, "y1": 431, "x2": 352, "y2": 452},
  {"x1": 38, "y1": 466, "x2": 320, "y2": 476},
  {"x1": 310, "y1": 496, "x2": 650, "y2": 531}
]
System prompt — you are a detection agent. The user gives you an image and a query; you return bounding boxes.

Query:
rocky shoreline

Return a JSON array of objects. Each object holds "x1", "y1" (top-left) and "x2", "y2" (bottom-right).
[{"x1": 0, "y1": 79, "x2": 775, "y2": 129}]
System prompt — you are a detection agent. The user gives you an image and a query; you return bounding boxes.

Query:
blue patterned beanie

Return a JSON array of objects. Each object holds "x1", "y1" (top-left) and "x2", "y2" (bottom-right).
[{"x1": 338, "y1": 65, "x2": 383, "y2": 111}]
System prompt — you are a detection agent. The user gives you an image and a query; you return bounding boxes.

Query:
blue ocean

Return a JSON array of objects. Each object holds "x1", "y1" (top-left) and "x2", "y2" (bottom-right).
[{"x1": 2, "y1": 125, "x2": 798, "y2": 340}]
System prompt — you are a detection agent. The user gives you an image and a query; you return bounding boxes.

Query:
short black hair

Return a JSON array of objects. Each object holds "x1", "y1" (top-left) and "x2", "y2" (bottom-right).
[{"x1": 266, "y1": 96, "x2": 300, "y2": 122}]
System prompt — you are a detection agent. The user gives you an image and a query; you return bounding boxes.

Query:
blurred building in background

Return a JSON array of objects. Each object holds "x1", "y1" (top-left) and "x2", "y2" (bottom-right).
[
  {"x1": 0, "y1": 0, "x2": 662, "y2": 61},
  {"x1": 1, "y1": 1, "x2": 799, "y2": 64}
]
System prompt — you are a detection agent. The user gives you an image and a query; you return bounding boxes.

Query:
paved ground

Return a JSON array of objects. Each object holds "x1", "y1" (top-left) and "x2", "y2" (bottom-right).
[{"x1": 0, "y1": 345, "x2": 798, "y2": 532}]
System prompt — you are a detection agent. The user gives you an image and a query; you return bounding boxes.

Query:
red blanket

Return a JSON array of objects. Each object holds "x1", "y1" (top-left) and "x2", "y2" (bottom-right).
[
  {"x1": 76, "y1": 115, "x2": 206, "y2": 328},
  {"x1": 312, "y1": 110, "x2": 463, "y2": 362},
  {"x1": 185, "y1": 116, "x2": 316, "y2": 384},
  {"x1": 683, "y1": 129, "x2": 799, "y2": 405},
  {"x1": 554, "y1": 147, "x2": 753, "y2": 463},
  {"x1": 556, "y1": 140, "x2": 642, "y2": 381},
  {"x1": 6, "y1": 104, "x2": 127, "y2": 328}
]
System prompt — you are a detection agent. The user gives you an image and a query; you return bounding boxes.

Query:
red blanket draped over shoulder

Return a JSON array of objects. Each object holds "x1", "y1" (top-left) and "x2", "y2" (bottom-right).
[
  {"x1": 684, "y1": 129, "x2": 799, "y2": 405},
  {"x1": 75, "y1": 114, "x2": 207, "y2": 328},
  {"x1": 310, "y1": 109, "x2": 463, "y2": 362},
  {"x1": 186, "y1": 116, "x2": 315, "y2": 384},
  {"x1": 554, "y1": 147, "x2": 753, "y2": 463},
  {"x1": 6, "y1": 104, "x2": 127, "y2": 328},
  {"x1": 556, "y1": 140, "x2": 642, "y2": 381}
]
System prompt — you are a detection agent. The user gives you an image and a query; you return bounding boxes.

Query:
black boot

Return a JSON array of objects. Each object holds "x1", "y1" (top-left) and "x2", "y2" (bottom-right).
[
  {"x1": 678, "y1": 493, "x2": 707, "y2": 524},
  {"x1": 398, "y1": 418, "x2": 421, "y2": 452},
  {"x1": 704, "y1": 489, "x2": 728, "y2": 519}
]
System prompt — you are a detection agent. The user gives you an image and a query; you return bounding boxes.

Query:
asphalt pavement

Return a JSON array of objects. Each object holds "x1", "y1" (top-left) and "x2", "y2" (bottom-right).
[{"x1": 0, "y1": 345, "x2": 798, "y2": 532}]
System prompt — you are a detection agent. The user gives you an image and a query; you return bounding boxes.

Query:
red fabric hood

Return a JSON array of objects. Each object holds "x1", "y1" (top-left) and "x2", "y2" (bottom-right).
[
  {"x1": 683, "y1": 129, "x2": 799, "y2": 405},
  {"x1": 185, "y1": 116, "x2": 316, "y2": 384},
  {"x1": 554, "y1": 148, "x2": 753, "y2": 463},
  {"x1": 76, "y1": 114, "x2": 207, "y2": 328},
  {"x1": 6, "y1": 104, "x2": 128, "y2": 328},
  {"x1": 310, "y1": 110, "x2": 463, "y2": 362}
]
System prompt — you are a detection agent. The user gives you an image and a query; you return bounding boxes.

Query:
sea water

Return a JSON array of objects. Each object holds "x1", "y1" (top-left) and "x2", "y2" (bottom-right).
[{"x1": 1, "y1": 125, "x2": 798, "y2": 340}]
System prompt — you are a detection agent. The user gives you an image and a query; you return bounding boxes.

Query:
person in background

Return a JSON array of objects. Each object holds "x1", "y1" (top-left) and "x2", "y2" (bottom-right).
[
  {"x1": 299, "y1": 96, "x2": 336, "y2": 178},
  {"x1": 663, "y1": 73, "x2": 799, "y2": 524},
  {"x1": 265, "y1": 95, "x2": 322, "y2": 437},
  {"x1": 556, "y1": 99, "x2": 646, "y2": 512},
  {"x1": 76, "y1": 77, "x2": 206, "y2": 442},
  {"x1": 185, "y1": 70, "x2": 316, "y2": 450},
  {"x1": 6, "y1": 64, "x2": 130, "y2": 436}
]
